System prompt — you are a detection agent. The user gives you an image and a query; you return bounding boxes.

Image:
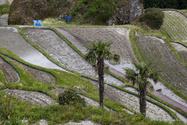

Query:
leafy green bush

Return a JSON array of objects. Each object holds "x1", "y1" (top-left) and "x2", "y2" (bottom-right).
[
  {"x1": 70, "y1": 0, "x2": 117, "y2": 23},
  {"x1": 58, "y1": 90, "x2": 86, "y2": 106},
  {"x1": 0, "y1": 1, "x2": 10, "y2": 17},
  {"x1": 113, "y1": 54, "x2": 120, "y2": 62},
  {"x1": 139, "y1": 8, "x2": 164, "y2": 29}
]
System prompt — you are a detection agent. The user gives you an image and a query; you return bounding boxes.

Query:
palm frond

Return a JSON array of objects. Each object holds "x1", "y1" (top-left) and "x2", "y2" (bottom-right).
[{"x1": 125, "y1": 68, "x2": 137, "y2": 85}]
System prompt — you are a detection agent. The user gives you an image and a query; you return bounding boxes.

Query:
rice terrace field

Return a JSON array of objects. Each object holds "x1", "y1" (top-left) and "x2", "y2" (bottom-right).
[
  {"x1": 1, "y1": 6, "x2": 187, "y2": 124},
  {"x1": 162, "y1": 11, "x2": 187, "y2": 41}
]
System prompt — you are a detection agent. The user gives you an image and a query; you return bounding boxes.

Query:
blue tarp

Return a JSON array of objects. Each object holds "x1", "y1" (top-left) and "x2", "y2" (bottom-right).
[
  {"x1": 33, "y1": 20, "x2": 42, "y2": 26},
  {"x1": 65, "y1": 16, "x2": 72, "y2": 22}
]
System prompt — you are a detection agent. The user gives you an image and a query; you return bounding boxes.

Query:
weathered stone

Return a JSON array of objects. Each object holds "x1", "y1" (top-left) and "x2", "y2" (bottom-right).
[{"x1": 107, "y1": 0, "x2": 143, "y2": 25}]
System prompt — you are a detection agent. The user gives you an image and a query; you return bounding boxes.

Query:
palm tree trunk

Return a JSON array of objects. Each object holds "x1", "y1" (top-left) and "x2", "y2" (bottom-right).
[
  {"x1": 139, "y1": 88, "x2": 146, "y2": 117},
  {"x1": 97, "y1": 58, "x2": 104, "y2": 107}
]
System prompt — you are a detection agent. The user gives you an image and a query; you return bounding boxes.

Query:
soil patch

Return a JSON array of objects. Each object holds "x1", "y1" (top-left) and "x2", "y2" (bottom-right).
[
  {"x1": 0, "y1": 56, "x2": 19, "y2": 83},
  {"x1": 2, "y1": 88, "x2": 57, "y2": 106},
  {"x1": 7, "y1": 57, "x2": 56, "y2": 85},
  {"x1": 62, "y1": 27, "x2": 138, "y2": 63}
]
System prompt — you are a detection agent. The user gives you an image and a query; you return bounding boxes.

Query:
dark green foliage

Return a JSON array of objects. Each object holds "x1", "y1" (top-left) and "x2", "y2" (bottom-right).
[
  {"x1": 8, "y1": 0, "x2": 72, "y2": 25},
  {"x1": 125, "y1": 62, "x2": 161, "y2": 117},
  {"x1": 58, "y1": 90, "x2": 86, "y2": 106},
  {"x1": 0, "y1": 1, "x2": 10, "y2": 16},
  {"x1": 139, "y1": 8, "x2": 164, "y2": 29},
  {"x1": 143, "y1": 0, "x2": 187, "y2": 9},
  {"x1": 113, "y1": 54, "x2": 120, "y2": 62},
  {"x1": 70, "y1": 0, "x2": 117, "y2": 23}
]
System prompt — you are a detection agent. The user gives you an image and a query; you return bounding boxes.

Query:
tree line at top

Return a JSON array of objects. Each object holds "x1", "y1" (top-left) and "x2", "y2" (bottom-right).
[{"x1": 142, "y1": 0, "x2": 187, "y2": 9}]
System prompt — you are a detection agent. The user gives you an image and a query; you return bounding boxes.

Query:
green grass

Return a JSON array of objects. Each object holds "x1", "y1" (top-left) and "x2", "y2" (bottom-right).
[
  {"x1": 162, "y1": 11, "x2": 187, "y2": 41},
  {"x1": 0, "y1": 0, "x2": 10, "y2": 17},
  {"x1": 1, "y1": 91, "x2": 181, "y2": 125}
]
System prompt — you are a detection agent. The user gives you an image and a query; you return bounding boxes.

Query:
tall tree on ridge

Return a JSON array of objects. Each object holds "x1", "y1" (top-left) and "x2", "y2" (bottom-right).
[
  {"x1": 85, "y1": 40, "x2": 118, "y2": 107},
  {"x1": 125, "y1": 62, "x2": 161, "y2": 117}
]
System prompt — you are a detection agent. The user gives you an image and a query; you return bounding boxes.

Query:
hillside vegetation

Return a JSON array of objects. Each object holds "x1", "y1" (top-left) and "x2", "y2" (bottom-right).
[
  {"x1": 0, "y1": 0, "x2": 10, "y2": 17},
  {"x1": 8, "y1": 0, "x2": 77, "y2": 25},
  {"x1": 162, "y1": 11, "x2": 187, "y2": 41},
  {"x1": 143, "y1": 0, "x2": 187, "y2": 9}
]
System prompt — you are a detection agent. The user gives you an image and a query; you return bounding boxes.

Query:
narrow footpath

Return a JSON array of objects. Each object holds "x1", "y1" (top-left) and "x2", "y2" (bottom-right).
[{"x1": 55, "y1": 28, "x2": 187, "y2": 114}]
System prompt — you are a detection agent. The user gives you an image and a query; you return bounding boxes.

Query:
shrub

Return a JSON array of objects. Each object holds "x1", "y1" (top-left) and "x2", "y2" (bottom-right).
[
  {"x1": 70, "y1": 0, "x2": 117, "y2": 23},
  {"x1": 113, "y1": 54, "x2": 120, "y2": 62},
  {"x1": 139, "y1": 8, "x2": 164, "y2": 29},
  {"x1": 58, "y1": 90, "x2": 86, "y2": 106},
  {"x1": 0, "y1": 1, "x2": 10, "y2": 17}
]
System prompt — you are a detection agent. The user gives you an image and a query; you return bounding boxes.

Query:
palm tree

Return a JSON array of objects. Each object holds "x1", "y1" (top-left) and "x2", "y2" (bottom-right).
[
  {"x1": 125, "y1": 62, "x2": 161, "y2": 117},
  {"x1": 85, "y1": 40, "x2": 114, "y2": 107}
]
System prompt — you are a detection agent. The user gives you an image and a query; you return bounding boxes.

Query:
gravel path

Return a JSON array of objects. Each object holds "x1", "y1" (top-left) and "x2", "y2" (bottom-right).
[
  {"x1": 0, "y1": 56, "x2": 19, "y2": 83},
  {"x1": 2, "y1": 89, "x2": 58, "y2": 106},
  {"x1": 23, "y1": 29, "x2": 123, "y2": 86},
  {"x1": 0, "y1": 27, "x2": 67, "y2": 71}
]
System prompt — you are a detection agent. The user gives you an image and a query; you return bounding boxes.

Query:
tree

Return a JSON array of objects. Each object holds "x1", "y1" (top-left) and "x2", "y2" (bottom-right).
[
  {"x1": 125, "y1": 62, "x2": 161, "y2": 117},
  {"x1": 85, "y1": 40, "x2": 115, "y2": 107}
]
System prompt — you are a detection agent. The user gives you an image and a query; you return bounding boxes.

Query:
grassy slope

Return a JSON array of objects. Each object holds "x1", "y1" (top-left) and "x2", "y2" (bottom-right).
[
  {"x1": 162, "y1": 11, "x2": 187, "y2": 41},
  {"x1": 0, "y1": 0, "x2": 10, "y2": 17}
]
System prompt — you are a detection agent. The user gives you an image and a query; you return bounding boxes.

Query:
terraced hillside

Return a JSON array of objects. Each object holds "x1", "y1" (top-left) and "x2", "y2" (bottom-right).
[
  {"x1": 135, "y1": 34, "x2": 187, "y2": 96},
  {"x1": 0, "y1": 26, "x2": 182, "y2": 123},
  {"x1": 171, "y1": 42, "x2": 187, "y2": 63},
  {"x1": 62, "y1": 27, "x2": 138, "y2": 63},
  {"x1": 162, "y1": 11, "x2": 187, "y2": 41}
]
